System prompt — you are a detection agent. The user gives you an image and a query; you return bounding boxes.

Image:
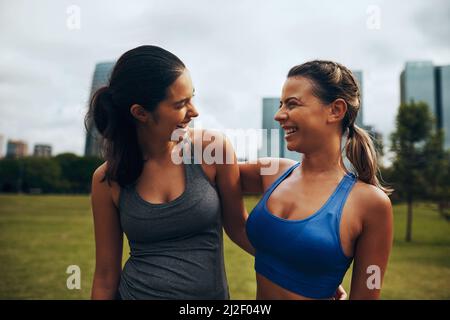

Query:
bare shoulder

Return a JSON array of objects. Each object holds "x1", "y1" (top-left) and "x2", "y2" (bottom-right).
[
  {"x1": 350, "y1": 180, "x2": 393, "y2": 223},
  {"x1": 190, "y1": 128, "x2": 227, "y2": 147},
  {"x1": 93, "y1": 162, "x2": 108, "y2": 182},
  {"x1": 278, "y1": 158, "x2": 298, "y2": 170},
  {"x1": 191, "y1": 128, "x2": 235, "y2": 163},
  {"x1": 92, "y1": 161, "x2": 120, "y2": 208}
]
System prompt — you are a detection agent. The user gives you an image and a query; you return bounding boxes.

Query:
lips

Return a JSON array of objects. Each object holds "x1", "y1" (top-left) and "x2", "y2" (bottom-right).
[
  {"x1": 285, "y1": 127, "x2": 297, "y2": 134},
  {"x1": 176, "y1": 121, "x2": 190, "y2": 129},
  {"x1": 282, "y1": 125, "x2": 298, "y2": 138}
]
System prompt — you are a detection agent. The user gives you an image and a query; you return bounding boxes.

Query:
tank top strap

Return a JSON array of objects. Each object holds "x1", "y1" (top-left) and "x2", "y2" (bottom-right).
[
  {"x1": 118, "y1": 137, "x2": 196, "y2": 211},
  {"x1": 178, "y1": 134, "x2": 212, "y2": 189},
  {"x1": 178, "y1": 133, "x2": 203, "y2": 164},
  {"x1": 263, "y1": 162, "x2": 301, "y2": 201},
  {"x1": 328, "y1": 172, "x2": 357, "y2": 220}
]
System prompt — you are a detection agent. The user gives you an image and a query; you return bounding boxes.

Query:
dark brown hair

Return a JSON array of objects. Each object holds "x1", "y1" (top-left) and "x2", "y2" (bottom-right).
[{"x1": 84, "y1": 45, "x2": 185, "y2": 187}]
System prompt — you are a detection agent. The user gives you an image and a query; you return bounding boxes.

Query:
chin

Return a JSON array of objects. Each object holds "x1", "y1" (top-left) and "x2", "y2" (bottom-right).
[{"x1": 286, "y1": 141, "x2": 303, "y2": 153}]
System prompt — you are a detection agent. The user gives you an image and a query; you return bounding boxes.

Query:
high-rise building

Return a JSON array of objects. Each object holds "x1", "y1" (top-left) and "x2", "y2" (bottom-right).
[
  {"x1": 400, "y1": 61, "x2": 450, "y2": 149},
  {"x1": 435, "y1": 65, "x2": 450, "y2": 150},
  {"x1": 84, "y1": 62, "x2": 115, "y2": 157},
  {"x1": 259, "y1": 98, "x2": 282, "y2": 158},
  {"x1": 352, "y1": 70, "x2": 364, "y2": 127},
  {"x1": 400, "y1": 61, "x2": 436, "y2": 118},
  {"x1": 0, "y1": 134, "x2": 4, "y2": 158},
  {"x1": 33, "y1": 144, "x2": 52, "y2": 157},
  {"x1": 6, "y1": 140, "x2": 28, "y2": 158},
  {"x1": 258, "y1": 97, "x2": 300, "y2": 161}
]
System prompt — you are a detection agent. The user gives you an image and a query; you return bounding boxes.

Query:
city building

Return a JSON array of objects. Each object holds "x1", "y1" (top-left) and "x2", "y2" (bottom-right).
[
  {"x1": 0, "y1": 134, "x2": 4, "y2": 158},
  {"x1": 435, "y1": 65, "x2": 450, "y2": 150},
  {"x1": 352, "y1": 70, "x2": 364, "y2": 127},
  {"x1": 258, "y1": 97, "x2": 300, "y2": 161},
  {"x1": 84, "y1": 61, "x2": 115, "y2": 157},
  {"x1": 400, "y1": 61, "x2": 450, "y2": 149},
  {"x1": 33, "y1": 144, "x2": 52, "y2": 157},
  {"x1": 6, "y1": 140, "x2": 28, "y2": 158}
]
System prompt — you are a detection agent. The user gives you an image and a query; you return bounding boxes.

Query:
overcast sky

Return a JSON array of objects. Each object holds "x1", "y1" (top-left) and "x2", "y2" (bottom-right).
[{"x1": 0, "y1": 0, "x2": 449, "y2": 158}]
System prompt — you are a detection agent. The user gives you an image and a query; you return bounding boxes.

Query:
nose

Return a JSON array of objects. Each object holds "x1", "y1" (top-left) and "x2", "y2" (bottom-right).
[
  {"x1": 274, "y1": 106, "x2": 288, "y2": 123},
  {"x1": 188, "y1": 103, "x2": 199, "y2": 118}
]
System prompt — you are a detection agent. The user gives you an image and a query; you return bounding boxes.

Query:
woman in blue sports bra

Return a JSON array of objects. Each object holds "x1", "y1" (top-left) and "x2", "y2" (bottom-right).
[{"x1": 240, "y1": 61, "x2": 393, "y2": 300}]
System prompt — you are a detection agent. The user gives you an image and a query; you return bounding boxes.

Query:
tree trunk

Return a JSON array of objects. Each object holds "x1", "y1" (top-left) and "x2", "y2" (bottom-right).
[{"x1": 406, "y1": 193, "x2": 413, "y2": 242}]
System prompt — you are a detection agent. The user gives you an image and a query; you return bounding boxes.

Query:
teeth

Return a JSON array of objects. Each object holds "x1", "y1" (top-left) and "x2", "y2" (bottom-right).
[{"x1": 285, "y1": 127, "x2": 297, "y2": 134}]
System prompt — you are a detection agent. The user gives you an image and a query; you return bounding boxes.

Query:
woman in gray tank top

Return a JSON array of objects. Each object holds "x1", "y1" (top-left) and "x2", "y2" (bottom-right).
[{"x1": 86, "y1": 45, "x2": 254, "y2": 300}]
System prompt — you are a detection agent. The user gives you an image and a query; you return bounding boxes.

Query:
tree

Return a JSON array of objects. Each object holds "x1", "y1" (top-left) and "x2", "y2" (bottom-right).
[
  {"x1": 54, "y1": 153, "x2": 102, "y2": 193},
  {"x1": 0, "y1": 154, "x2": 103, "y2": 194},
  {"x1": 422, "y1": 129, "x2": 450, "y2": 219},
  {"x1": 22, "y1": 157, "x2": 62, "y2": 193},
  {"x1": 390, "y1": 101, "x2": 433, "y2": 242},
  {"x1": 0, "y1": 158, "x2": 20, "y2": 192}
]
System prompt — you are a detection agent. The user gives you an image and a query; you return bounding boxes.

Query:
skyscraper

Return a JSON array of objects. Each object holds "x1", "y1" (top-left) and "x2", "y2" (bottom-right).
[
  {"x1": 84, "y1": 62, "x2": 115, "y2": 157},
  {"x1": 435, "y1": 65, "x2": 450, "y2": 150},
  {"x1": 0, "y1": 134, "x2": 4, "y2": 158},
  {"x1": 400, "y1": 61, "x2": 450, "y2": 149},
  {"x1": 258, "y1": 97, "x2": 300, "y2": 161},
  {"x1": 400, "y1": 61, "x2": 436, "y2": 118},
  {"x1": 6, "y1": 140, "x2": 28, "y2": 158},
  {"x1": 33, "y1": 144, "x2": 52, "y2": 157},
  {"x1": 352, "y1": 70, "x2": 364, "y2": 127},
  {"x1": 259, "y1": 98, "x2": 283, "y2": 158}
]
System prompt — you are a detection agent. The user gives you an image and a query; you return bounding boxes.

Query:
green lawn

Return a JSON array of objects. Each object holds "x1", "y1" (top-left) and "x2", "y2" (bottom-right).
[{"x1": 0, "y1": 194, "x2": 449, "y2": 299}]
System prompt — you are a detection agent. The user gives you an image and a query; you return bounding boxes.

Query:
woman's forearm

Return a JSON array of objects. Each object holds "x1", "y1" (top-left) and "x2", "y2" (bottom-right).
[
  {"x1": 224, "y1": 226, "x2": 255, "y2": 256},
  {"x1": 91, "y1": 272, "x2": 120, "y2": 300}
]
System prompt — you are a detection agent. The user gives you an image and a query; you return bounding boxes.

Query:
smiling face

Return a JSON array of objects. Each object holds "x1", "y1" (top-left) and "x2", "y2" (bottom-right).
[
  {"x1": 159, "y1": 68, "x2": 198, "y2": 137},
  {"x1": 133, "y1": 68, "x2": 199, "y2": 141},
  {"x1": 275, "y1": 76, "x2": 331, "y2": 153}
]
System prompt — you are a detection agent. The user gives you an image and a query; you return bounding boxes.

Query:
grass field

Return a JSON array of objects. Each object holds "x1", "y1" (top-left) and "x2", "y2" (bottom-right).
[{"x1": 0, "y1": 194, "x2": 449, "y2": 299}]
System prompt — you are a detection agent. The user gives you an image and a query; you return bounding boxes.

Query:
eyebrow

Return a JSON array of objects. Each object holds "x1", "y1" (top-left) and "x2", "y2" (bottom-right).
[
  {"x1": 280, "y1": 96, "x2": 304, "y2": 106},
  {"x1": 174, "y1": 88, "x2": 195, "y2": 104}
]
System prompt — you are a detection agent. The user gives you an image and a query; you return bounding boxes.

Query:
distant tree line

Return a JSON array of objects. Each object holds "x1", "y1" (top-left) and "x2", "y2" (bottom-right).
[
  {"x1": 0, "y1": 153, "x2": 103, "y2": 194},
  {"x1": 0, "y1": 101, "x2": 449, "y2": 241}
]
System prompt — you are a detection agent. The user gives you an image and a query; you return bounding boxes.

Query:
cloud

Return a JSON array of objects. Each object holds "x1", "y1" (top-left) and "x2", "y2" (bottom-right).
[{"x1": 0, "y1": 0, "x2": 449, "y2": 157}]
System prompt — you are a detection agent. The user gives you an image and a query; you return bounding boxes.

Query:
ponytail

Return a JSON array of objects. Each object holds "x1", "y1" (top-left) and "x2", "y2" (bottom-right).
[
  {"x1": 86, "y1": 85, "x2": 143, "y2": 187},
  {"x1": 345, "y1": 124, "x2": 393, "y2": 195},
  {"x1": 84, "y1": 45, "x2": 185, "y2": 188},
  {"x1": 89, "y1": 86, "x2": 113, "y2": 138},
  {"x1": 288, "y1": 60, "x2": 393, "y2": 195}
]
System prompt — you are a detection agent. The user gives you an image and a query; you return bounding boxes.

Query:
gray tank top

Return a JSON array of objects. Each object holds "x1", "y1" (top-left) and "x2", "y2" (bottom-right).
[{"x1": 117, "y1": 141, "x2": 229, "y2": 299}]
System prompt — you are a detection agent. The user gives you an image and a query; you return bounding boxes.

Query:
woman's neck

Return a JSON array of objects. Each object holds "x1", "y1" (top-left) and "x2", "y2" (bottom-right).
[
  {"x1": 136, "y1": 127, "x2": 176, "y2": 162},
  {"x1": 300, "y1": 137, "x2": 347, "y2": 179}
]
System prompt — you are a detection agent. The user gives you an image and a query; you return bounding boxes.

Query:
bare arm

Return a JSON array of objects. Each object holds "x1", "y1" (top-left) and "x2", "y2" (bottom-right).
[
  {"x1": 213, "y1": 133, "x2": 254, "y2": 255},
  {"x1": 238, "y1": 161, "x2": 264, "y2": 194},
  {"x1": 90, "y1": 163, "x2": 123, "y2": 300},
  {"x1": 238, "y1": 158, "x2": 294, "y2": 194},
  {"x1": 349, "y1": 189, "x2": 393, "y2": 300}
]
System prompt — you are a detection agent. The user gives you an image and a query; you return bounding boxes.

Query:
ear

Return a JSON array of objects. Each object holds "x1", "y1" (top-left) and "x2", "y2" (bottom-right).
[
  {"x1": 130, "y1": 104, "x2": 151, "y2": 123},
  {"x1": 327, "y1": 98, "x2": 347, "y2": 124}
]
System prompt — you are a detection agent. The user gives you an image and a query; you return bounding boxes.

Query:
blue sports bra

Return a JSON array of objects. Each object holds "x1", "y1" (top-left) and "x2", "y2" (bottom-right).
[{"x1": 246, "y1": 162, "x2": 357, "y2": 299}]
